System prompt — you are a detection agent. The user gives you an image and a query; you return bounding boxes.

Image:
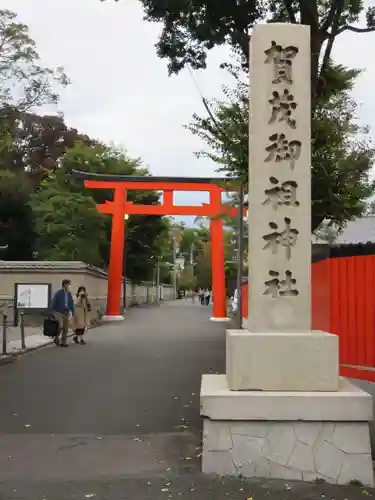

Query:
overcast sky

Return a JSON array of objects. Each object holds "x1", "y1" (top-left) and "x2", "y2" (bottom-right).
[{"x1": 2, "y1": 0, "x2": 374, "y2": 223}]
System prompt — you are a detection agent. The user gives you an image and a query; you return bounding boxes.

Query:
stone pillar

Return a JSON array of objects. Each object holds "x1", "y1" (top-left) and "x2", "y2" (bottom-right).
[
  {"x1": 247, "y1": 24, "x2": 311, "y2": 334},
  {"x1": 200, "y1": 23, "x2": 374, "y2": 486}
]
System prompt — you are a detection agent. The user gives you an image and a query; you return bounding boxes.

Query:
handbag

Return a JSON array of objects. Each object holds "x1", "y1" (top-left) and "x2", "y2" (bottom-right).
[{"x1": 43, "y1": 317, "x2": 59, "y2": 337}]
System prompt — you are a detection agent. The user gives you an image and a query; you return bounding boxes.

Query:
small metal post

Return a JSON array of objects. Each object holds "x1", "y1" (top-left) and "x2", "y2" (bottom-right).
[
  {"x1": 2, "y1": 313, "x2": 7, "y2": 355},
  {"x1": 172, "y1": 236, "x2": 177, "y2": 300},
  {"x1": 20, "y1": 312, "x2": 26, "y2": 350},
  {"x1": 156, "y1": 260, "x2": 161, "y2": 305}
]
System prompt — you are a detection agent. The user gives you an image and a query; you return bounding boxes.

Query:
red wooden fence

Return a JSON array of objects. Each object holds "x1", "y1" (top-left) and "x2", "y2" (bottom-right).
[{"x1": 242, "y1": 255, "x2": 375, "y2": 382}]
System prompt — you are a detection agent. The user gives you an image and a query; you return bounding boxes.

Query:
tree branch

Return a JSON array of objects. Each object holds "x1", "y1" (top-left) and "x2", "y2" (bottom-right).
[
  {"x1": 316, "y1": 0, "x2": 343, "y2": 100},
  {"x1": 282, "y1": 0, "x2": 297, "y2": 23},
  {"x1": 320, "y1": 0, "x2": 341, "y2": 33},
  {"x1": 337, "y1": 25, "x2": 375, "y2": 35}
]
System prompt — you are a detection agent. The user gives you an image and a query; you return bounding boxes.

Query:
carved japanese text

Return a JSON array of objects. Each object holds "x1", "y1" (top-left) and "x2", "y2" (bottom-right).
[
  {"x1": 265, "y1": 133, "x2": 301, "y2": 170},
  {"x1": 263, "y1": 217, "x2": 298, "y2": 260},
  {"x1": 263, "y1": 270, "x2": 299, "y2": 298},
  {"x1": 263, "y1": 177, "x2": 299, "y2": 210},
  {"x1": 269, "y1": 89, "x2": 297, "y2": 129},
  {"x1": 264, "y1": 41, "x2": 299, "y2": 85}
]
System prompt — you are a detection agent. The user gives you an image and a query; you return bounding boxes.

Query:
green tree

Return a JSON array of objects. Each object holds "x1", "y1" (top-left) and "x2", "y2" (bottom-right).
[
  {"x1": 0, "y1": 10, "x2": 68, "y2": 111},
  {"x1": 0, "y1": 170, "x2": 36, "y2": 260},
  {"x1": 0, "y1": 112, "x2": 93, "y2": 185},
  {"x1": 188, "y1": 64, "x2": 375, "y2": 231},
  {"x1": 33, "y1": 142, "x2": 172, "y2": 281},
  {"x1": 195, "y1": 241, "x2": 212, "y2": 289},
  {"x1": 31, "y1": 186, "x2": 106, "y2": 265},
  {"x1": 0, "y1": 10, "x2": 68, "y2": 155},
  {"x1": 126, "y1": 0, "x2": 374, "y2": 108}
]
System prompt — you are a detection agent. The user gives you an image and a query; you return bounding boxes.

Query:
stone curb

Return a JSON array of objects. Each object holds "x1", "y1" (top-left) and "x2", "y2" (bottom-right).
[
  {"x1": 0, "y1": 321, "x2": 104, "y2": 366},
  {"x1": 0, "y1": 331, "x2": 76, "y2": 365}
]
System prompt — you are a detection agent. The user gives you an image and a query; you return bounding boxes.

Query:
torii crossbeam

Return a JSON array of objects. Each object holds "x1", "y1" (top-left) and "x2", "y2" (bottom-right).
[{"x1": 72, "y1": 170, "x2": 243, "y2": 321}]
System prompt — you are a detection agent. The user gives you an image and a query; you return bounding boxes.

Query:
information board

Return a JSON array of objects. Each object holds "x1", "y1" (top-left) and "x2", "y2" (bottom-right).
[{"x1": 16, "y1": 283, "x2": 50, "y2": 309}]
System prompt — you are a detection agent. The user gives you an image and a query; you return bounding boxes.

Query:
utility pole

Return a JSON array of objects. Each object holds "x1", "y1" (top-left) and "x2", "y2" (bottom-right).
[
  {"x1": 190, "y1": 243, "x2": 195, "y2": 265},
  {"x1": 236, "y1": 183, "x2": 244, "y2": 329},
  {"x1": 156, "y1": 259, "x2": 161, "y2": 304}
]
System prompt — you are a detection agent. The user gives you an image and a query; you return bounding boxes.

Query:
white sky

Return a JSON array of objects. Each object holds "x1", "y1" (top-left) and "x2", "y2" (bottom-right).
[{"x1": 2, "y1": 0, "x2": 374, "y2": 223}]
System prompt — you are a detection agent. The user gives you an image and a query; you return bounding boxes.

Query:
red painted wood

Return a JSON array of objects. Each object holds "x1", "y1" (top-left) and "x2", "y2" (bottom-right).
[
  {"x1": 312, "y1": 255, "x2": 375, "y2": 375},
  {"x1": 106, "y1": 188, "x2": 126, "y2": 317},
  {"x1": 97, "y1": 201, "x2": 239, "y2": 217},
  {"x1": 85, "y1": 180, "x2": 225, "y2": 192},
  {"x1": 210, "y1": 190, "x2": 227, "y2": 319},
  {"x1": 88, "y1": 181, "x2": 246, "y2": 320},
  {"x1": 340, "y1": 366, "x2": 375, "y2": 383},
  {"x1": 311, "y1": 259, "x2": 331, "y2": 332}
]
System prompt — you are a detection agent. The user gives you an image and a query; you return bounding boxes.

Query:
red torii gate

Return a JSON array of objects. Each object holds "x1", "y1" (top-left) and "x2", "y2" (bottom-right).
[{"x1": 72, "y1": 171, "x2": 241, "y2": 320}]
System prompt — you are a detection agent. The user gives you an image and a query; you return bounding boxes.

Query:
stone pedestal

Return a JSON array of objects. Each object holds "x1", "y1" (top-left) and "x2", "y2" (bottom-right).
[
  {"x1": 201, "y1": 374, "x2": 374, "y2": 485},
  {"x1": 226, "y1": 329, "x2": 339, "y2": 391}
]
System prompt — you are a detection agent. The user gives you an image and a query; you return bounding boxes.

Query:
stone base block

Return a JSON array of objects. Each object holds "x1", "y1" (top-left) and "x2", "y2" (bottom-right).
[
  {"x1": 226, "y1": 329, "x2": 339, "y2": 391},
  {"x1": 201, "y1": 374, "x2": 372, "y2": 421},
  {"x1": 202, "y1": 419, "x2": 374, "y2": 485},
  {"x1": 101, "y1": 315, "x2": 124, "y2": 322},
  {"x1": 201, "y1": 375, "x2": 374, "y2": 485}
]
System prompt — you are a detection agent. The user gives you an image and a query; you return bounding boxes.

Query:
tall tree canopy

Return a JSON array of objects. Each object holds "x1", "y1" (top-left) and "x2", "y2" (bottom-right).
[
  {"x1": 127, "y1": 0, "x2": 374, "y2": 108},
  {"x1": 0, "y1": 9, "x2": 68, "y2": 111},
  {"x1": 188, "y1": 64, "x2": 375, "y2": 231},
  {"x1": 0, "y1": 9, "x2": 68, "y2": 154},
  {"x1": 0, "y1": 170, "x2": 36, "y2": 260}
]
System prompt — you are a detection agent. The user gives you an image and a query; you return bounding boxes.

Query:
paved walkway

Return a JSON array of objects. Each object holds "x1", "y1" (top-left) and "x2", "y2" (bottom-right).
[{"x1": 0, "y1": 301, "x2": 372, "y2": 499}]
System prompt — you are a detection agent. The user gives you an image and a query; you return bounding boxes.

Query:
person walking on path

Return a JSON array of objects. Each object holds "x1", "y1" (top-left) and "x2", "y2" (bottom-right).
[
  {"x1": 204, "y1": 288, "x2": 211, "y2": 306},
  {"x1": 51, "y1": 279, "x2": 75, "y2": 347},
  {"x1": 73, "y1": 286, "x2": 91, "y2": 345}
]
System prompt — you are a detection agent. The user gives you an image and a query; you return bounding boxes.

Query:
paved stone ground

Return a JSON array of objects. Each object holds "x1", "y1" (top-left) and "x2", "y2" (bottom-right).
[{"x1": 0, "y1": 301, "x2": 373, "y2": 500}]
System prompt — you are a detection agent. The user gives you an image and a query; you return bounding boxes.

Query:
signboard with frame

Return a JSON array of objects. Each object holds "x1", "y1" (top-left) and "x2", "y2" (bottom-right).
[{"x1": 14, "y1": 283, "x2": 52, "y2": 326}]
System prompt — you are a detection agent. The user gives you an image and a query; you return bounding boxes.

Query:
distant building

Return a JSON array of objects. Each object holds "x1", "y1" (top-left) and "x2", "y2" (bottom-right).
[{"x1": 313, "y1": 215, "x2": 375, "y2": 246}]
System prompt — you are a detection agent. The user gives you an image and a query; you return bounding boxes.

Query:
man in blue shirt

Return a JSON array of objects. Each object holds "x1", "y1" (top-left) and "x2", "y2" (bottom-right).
[{"x1": 51, "y1": 279, "x2": 75, "y2": 347}]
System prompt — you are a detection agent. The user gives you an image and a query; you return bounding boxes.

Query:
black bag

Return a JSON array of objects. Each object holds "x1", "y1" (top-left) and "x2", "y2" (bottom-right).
[{"x1": 43, "y1": 317, "x2": 59, "y2": 337}]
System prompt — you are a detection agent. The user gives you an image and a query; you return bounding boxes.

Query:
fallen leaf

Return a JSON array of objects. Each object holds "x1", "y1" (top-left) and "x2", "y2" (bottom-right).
[
  {"x1": 13, "y1": 413, "x2": 18, "y2": 417},
  {"x1": 191, "y1": 393, "x2": 196, "y2": 396},
  {"x1": 173, "y1": 397, "x2": 179, "y2": 400},
  {"x1": 84, "y1": 495, "x2": 96, "y2": 499},
  {"x1": 147, "y1": 481, "x2": 152, "y2": 486},
  {"x1": 185, "y1": 457, "x2": 192, "y2": 460},
  {"x1": 24, "y1": 424, "x2": 31, "y2": 428},
  {"x1": 165, "y1": 468, "x2": 171, "y2": 471},
  {"x1": 96, "y1": 437, "x2": 102, "y2": 440},
  {"x1": 136, "y1": 424, "x2": 140, "y2": 427},
  {"x1": 161, "y1": 488, "x2": 169, "y2": 493}
]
